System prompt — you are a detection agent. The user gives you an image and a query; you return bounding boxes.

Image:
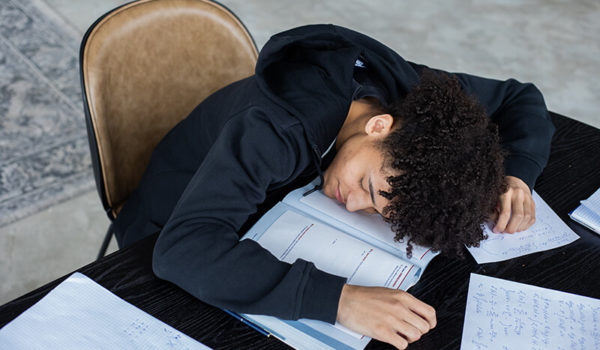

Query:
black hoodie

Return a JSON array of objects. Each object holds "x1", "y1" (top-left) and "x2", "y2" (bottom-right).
[{"x1": 115, "y1": 24, "x2": 554, "y2": 324}]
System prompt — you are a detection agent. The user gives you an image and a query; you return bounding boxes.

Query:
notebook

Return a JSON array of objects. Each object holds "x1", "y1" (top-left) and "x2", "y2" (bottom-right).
[{"x1": 569, "y1": 188, "x2": 600, "y2": 234}]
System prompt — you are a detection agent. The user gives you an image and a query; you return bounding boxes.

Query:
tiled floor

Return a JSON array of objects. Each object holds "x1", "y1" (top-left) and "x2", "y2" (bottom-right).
[{"x1": 1, "y1": 0, "x2": 599, "y2": 305}]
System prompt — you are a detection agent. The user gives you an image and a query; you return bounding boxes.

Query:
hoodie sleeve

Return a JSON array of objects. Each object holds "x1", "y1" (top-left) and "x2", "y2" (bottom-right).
[
  {"x1": 152, "y1": 109, "x2": 346, "y2": 323},
  {"x1": 453, "y1": 73, "x2": 555, "y2": 190},
  {"x1": 410, "y1": 63, "x2": 555, "y2": 190}
]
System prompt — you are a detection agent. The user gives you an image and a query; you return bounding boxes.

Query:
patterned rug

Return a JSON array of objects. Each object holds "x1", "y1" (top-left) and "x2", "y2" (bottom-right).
[{"x1": 0, "y1": 0, "x2": 94, "y2": 226}]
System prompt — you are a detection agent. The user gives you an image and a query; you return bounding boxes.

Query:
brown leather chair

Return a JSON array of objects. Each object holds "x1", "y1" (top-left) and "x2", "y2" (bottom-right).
[{"x1": 80, "y1": 0, "x2": 258, "y2": 259}]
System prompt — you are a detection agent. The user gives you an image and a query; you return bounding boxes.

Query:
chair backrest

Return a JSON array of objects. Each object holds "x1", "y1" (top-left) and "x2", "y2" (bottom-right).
[{"x1": 80, "y1": 0, "x2": 258, "y2": 219}]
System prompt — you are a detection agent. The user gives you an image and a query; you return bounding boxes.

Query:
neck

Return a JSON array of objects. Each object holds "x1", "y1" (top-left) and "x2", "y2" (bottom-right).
[{"x1": 336, "y1": 99, "x2": 379, "y2": 149}]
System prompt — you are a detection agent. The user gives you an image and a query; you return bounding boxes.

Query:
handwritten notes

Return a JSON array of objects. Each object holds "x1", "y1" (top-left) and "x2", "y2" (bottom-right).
[
  {"x1": 461, "y1": 273, "x2": 600, "y2": 350},
  {"x1": 467, "y1": 191, "x2": 579, "y2": 263},
  {"x1": 0, "y1": 273, "x2": 211, "y2": 350}
]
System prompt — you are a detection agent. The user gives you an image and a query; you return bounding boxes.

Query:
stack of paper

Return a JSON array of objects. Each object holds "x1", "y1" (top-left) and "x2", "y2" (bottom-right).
[
  {"x1": 0, "y1": 273, "x2": 211, "y2": 350},
  {"x1": 569, "y1": 188, "x2": 600, "y2": 234}
]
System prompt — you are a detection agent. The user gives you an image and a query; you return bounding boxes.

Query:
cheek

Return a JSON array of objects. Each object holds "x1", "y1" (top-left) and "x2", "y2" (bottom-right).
[
  {"x1": 326, "y1": 143, "x2": 368, "y2": 187},
  {"x1": 338, "y1": 158, "x2": 361, "y2": 184},
  {"x1": 326, "y1": 150, "x2": 351, "y2": 178}
]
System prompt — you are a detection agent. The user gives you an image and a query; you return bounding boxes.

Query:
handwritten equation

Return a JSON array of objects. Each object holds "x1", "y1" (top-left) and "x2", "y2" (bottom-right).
[
  {"x1": 467, "y1": 191, "x2": 579, "y2": 264},
  {"x1": 462, "y1": 273, "x2": 600, "y2": 350},
  {"x1": 122, "y1": 319, "x2": 191, "y2": 349}
]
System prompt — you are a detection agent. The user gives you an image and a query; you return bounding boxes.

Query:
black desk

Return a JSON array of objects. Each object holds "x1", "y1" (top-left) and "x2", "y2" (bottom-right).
[{"x1": 1, "y1": 112, "x2": 599, "y2": 349}]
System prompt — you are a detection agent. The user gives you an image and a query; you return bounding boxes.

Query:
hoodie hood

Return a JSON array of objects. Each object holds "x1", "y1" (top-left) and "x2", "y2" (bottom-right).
[{"x1": 255, "y1": 24, "x2": 423, "y2": 156}]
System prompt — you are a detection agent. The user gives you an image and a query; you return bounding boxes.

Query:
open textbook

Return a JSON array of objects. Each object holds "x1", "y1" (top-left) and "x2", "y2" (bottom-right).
[{"x1": 239, "y1": 180, "x2": 438, "y2": 350}]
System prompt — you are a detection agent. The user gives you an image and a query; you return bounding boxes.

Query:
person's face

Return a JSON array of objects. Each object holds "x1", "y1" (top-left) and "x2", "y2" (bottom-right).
[{"x1": 322, "y1": 118, "x2": 394, "y2": 216}]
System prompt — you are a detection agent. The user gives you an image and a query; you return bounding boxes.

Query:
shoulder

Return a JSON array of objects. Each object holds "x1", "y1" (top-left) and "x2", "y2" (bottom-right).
[{"x1": 219, "y1": 106, "x2": 308, "y2": 165}]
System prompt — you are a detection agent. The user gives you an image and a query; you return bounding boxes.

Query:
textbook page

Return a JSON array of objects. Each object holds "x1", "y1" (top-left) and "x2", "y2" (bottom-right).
[
  {"x1": 251, "y1": 208, "x2": 418, "y2": 289},
  {"x1": 243, "y1": 205, "x2": 421, "y2": 350},
  {"x1": 461, "y1": 273, "x2": 600, "y2": 350},
  {"x1": 467, "y1": 191, "x2": 579, "y2": 264},
  {"x1": 0, "y1": 273, "x2": 210, "y2": 350},
  {"x1": 283, "y1": 181, "x2": 437, "y2": 266}
]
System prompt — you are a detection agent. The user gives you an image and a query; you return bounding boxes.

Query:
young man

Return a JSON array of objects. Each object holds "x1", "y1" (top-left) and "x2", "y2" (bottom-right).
[{"x1": 114, "y1": 24, "x2": 554, "y2": 348}]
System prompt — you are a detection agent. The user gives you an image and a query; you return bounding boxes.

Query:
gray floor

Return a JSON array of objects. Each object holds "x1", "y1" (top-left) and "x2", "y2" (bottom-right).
[{"x1": 1, "y1": 0, "x2": 599, "y2": 305}]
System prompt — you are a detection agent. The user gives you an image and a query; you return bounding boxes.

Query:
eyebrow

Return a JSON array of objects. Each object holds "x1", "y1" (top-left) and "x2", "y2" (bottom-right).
[{"x1": 368, "y1": 177, "x2": 376, "y2": 208}]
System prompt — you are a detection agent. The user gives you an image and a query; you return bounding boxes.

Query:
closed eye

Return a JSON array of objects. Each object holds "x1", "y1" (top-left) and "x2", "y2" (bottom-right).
[
  {"x1": 368, "y1": 177, "x2": 376, "y2": 208},
  {"x1": 360, "y1": 177, "x2": 378, "y2": 214},
  {"x1": 359, "y1": 178, "x2": 369, "y2": 196}
]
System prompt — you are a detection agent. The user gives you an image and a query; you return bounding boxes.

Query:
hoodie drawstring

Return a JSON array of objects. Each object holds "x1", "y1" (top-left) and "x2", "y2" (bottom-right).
[{"x1": 303, "y1": 145, "x2": 325, "y2": 196}]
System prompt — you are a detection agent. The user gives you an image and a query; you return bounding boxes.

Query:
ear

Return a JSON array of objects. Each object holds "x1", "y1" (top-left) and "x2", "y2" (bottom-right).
[{"x1": 364, "y1": 114, "x2": 394, "y2": 138}]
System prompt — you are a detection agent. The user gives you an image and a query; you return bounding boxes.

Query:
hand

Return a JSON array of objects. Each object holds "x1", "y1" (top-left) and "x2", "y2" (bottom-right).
[
  {"x1": 336, "y1": 284, "x2": 436, "y2": 349},
  {"x1": 492, "y1": 175, "x2": 535, "y2": 233}
]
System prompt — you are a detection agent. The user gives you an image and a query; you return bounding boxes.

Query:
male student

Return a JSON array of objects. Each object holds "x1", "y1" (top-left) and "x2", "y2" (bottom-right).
[{"x1": 113, "y1": 24, "x2": 554, "y2": 349}]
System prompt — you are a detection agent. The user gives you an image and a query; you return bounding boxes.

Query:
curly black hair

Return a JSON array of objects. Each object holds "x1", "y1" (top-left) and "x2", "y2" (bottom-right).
[{"x1": 379, "y1": 69, "x2": 506, "y2": 258}]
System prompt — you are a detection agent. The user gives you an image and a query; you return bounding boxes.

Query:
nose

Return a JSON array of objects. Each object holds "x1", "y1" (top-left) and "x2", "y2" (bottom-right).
[{"x1": 345, "y1": 190, "x2": 372, "y2": 213}]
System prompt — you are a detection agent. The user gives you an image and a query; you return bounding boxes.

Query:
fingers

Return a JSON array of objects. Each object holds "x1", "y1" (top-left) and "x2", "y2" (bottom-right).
[
  {"x1": 493, "y1": 192, "x2": 512, "y2": 233},
  {"x1": 377, "y1": 316, "x2": 424, "y2": 349},
  {"x1": 379, "y1": 328, "x2": 409, "y2": 349},
  {"x1": 404, "y1": 293, "x2": 437, "y2": 329},
  {"x1": 336, "y1": 285, "x2": 436, "y2": 349},
  {"x1": 395, "y1": 320, "x2": 423, "y2": 343},
  {"x1": 504, "y1": 190, "x2": 524, "y2": 233},
  {"x1": 517, "y1": 193, "x2": 536, "y2": 231},
  {"x1": 494, "y1": 176, "x2": 536, "y2": 233},
  {"x1": 499, "y1": 188, "x2": 536, "y2": 233},
  {"x1": 527, "y1": 197, "x2": 536, "y2": 228},
  {"x1": 387, "y1": 293, "x2": 436, "y2": 344}
]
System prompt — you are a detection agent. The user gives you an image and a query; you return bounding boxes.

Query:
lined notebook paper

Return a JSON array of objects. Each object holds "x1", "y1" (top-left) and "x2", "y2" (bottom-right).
[
  {"x1": 569, "y1": 188, "x2": 600, "y2": 234},
  {"x1": 0, "y1": 273, "x2": 211, "y2": 350}
]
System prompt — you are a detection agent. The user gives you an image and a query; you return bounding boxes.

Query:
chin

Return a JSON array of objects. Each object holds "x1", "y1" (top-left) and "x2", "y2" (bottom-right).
[
  {"x1": 322, "y1": 182, "x2": 334, "y2": 200},
  {"x1": 321, "y1": 174, "x2": 331, "y2": 197}
]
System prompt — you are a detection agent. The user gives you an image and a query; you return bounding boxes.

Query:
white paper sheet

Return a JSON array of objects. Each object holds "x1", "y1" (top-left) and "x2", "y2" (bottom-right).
[
  {"x1": 467, "y1": 191, "x2": 579, "y2": 263},
  {"x1": 461, "y1": 273, "x2": 600, "y2": 350},
  {"x1": 0, "y1": 273, "x2": 211, "y2": 350}
]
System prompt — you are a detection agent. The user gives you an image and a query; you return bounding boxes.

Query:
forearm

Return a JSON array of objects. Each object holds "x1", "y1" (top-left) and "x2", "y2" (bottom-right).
[
  {"x1": 152, "y1": 223, "x2": 346, "y2": 322},
  {"x1": 491, "y1": 81, "x2": 554, "y2": 188},
  {"x1": 404, "y1": 65, "x2": 555, "y2": 189}
]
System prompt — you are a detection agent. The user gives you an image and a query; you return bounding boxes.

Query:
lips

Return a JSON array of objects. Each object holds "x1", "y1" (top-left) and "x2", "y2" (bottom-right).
[{"x1": 335, "y1": 185, "x2": 344, "y2": 204}]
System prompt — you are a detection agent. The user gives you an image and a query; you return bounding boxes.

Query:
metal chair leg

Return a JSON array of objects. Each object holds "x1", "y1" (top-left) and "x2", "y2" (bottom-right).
[{"x1": 97, "y1": 223, "x2": 114, "y2": 261}]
